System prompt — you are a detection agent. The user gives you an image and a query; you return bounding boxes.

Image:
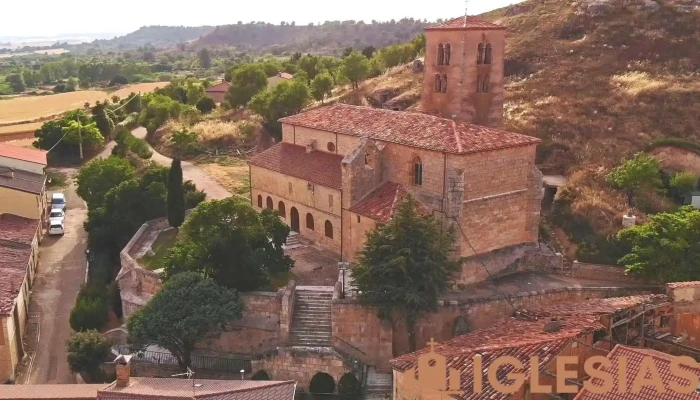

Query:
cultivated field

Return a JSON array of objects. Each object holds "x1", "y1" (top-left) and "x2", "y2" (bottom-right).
[{"x1": 0, "y1": 82, "x2": 166, "y2": 135}]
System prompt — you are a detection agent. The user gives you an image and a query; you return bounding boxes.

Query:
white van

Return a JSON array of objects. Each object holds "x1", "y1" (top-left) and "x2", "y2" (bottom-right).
[{"x1": 48, "y1": 221, "x2": 65, "y2": 236}]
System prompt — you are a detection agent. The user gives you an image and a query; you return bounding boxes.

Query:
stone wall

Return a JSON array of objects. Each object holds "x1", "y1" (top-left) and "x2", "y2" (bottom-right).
[
  {"x1": 667, "y1": 282, "x2": 700, "y2": 349},
  {"x1": 567, "y1": 261, "x2": 643, "y2": 283},
  {"x1": 457, "y1": 243, "x2": 562, "y2": 285},
  {"x1": 251, "y1": 347, "x2": 353, "y2": 391}
]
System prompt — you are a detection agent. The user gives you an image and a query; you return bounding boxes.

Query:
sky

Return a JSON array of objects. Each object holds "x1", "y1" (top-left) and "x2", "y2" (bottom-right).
[{"x1": 1, "y1": 0, "x2": 521, "y2": 38}]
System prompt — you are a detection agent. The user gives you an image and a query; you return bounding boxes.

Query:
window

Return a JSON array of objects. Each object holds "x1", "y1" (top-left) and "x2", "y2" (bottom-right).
[
  {"x1": 306, "y1": 213, "x2": 315, "y2": 230},
  {"x1": 441, "y1": 74, "x2": 447, "y2": 93},
  {"x1": 482, "y1": 75, "x2": 490, "y2": 93},
  {"x1": 266, "y1": 196, "x2": 273, "y2": 209},
  {"x1": 477, "y1": 76, "x2": 483, "y2": 93},
  {"x1": 484, "y1": 44, "x2": 493, "y2": 65},
  {"x1": 477, "y1": 43, "x2": 485, "y2": 65},
  {"x1": 444, "y1": 44, "x2": 451, "y2": 65},
  {"x1": 278, "y1": 201, "x2": 286, "y2": 217},
  {"x1": 288, "y1": 182, "x2": 292, "y2": 194},
  {"x1": 437, "y1": 44, "x2": 444, "y2": 66},
  {"x1": 328, "y1": 195, "x2": 333, "y2": 208},
  {"x1": 410, "y1": 156, "x2": 423, "y2": 186},
  {"x1": 357, "y1": 215, "x2": 361, "y2": 223},
  {"x1": 325, "y1": 220, "x2": 333, "y2": 239},
  {"x1": 257, "y1": 195, "x2": 263, "y2": 208},
  {"x1": 434, "y1": 74, "x2": 441, "y2": 92},
  {"x1": 327, "y1": 142, "x2": 335, "y2": 152}
]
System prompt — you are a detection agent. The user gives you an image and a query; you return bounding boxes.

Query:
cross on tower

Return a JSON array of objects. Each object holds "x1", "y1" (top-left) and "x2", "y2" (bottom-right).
[
  {"x1": 427, "y1": 338, "x2": 438, "y2": 352},
  {"x1": 464, "y1": 0, "x2": 470, "y2": 27}
]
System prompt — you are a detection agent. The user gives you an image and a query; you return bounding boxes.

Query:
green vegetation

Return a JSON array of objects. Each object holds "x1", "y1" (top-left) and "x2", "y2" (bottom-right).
[
  {"x1": 646, "y1": 138, "x2": 700, "y2": 157},
  {"x1": 167, "y1": 158, "x2": 186, "y2": 228},
  {"x1": 127, "y1": 272, "x2": 243, "y2": 369},
  {"x1": 66, "y1": 330, "x2": 111, "y2": 383},
  {"x1": 606, "y1": 153, "x2": 663, "y2": 209},
  {"x1": 225, "y1": 64, "x2": 269, "y2": 108},
  {"x1": 139, "y1": 229, "x2": 178, "y2": 271},
  {"x1": 76, "y1": 156, "x2": 136, "y2": 209},
  {"x1": 69, "y1": 284, "x2": 110, "y2": 332}
]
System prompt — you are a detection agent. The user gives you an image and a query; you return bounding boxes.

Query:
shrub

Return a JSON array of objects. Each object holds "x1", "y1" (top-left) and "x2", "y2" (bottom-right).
[
  {"x1": 66, "y1": 330, "x2": 111, "y2": 382},
  {"x1": 196, "y1": 97, "x2": 217, "y2": 114},
  {"x1": 107, "y1": 282, "x2": 123, "y2": 318},
  {"x1": 69, "y1": 297, "x2": 109, "y2": 332},
  {"x1": 109, "y1": 75, "x2": 129, "y2": 86},
  {"x1": 309, "y1": 372, "x2": 336, "y2": 394},
  {"x1": 251, "y1": 370, "x2": 270, "y2": 380},
  {"x1": 171, "y1": 129, "x2": 200, "y2": 154},
  {"x1": 337, "y1": 373, "x2": 361, "y2": 398}
]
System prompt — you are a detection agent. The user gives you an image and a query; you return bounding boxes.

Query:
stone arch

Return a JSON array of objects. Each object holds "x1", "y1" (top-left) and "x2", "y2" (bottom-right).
[
  {"x1": 477, "y1": 43, "x2": 485, "y2": 65},
  {"x1": 444, "y1": 43, "x2": 451, "y2": 65},
  {"x1": 290, "y1": 207, "x2": 300, "y2": 232},
  {"x1": 251, "y1": 370, "x2": 271, "y2": 380},
  {"x1": 485, "y1": 43, "x2": 493, "y2": 65},
  {"x1": 410, "y1": 155, "x2": 423, "y2": 186},
  {"x1": 266, "y1": 196, "x2": 273, "y2": 209},
  {"x1": 309, "y1": 372, "x2": 336, "y2": 394},
  {"x1": 434, "y1": 74, "x2": 441, "y2": 92},
  {"x1": 306, "y1": 213, "x2": 315, "y2": 231},
  {"x1": 337, "y1": 372, "x2": 361, "y2": 397},
  {"x1": 437, "y1": 43, "x2": 444, "y2": 66},
  {"x1": 278, "y1": 201, "x2": 286, "y2": 218},
  {"x1": 441, "y1": 74, "x2": 447, "y2": 93},
  {"x1": 257, "y1": 195, "x2": 263, "y2": 208},
  {"x1": 325, "y1": 220, "x2": 333, "y2": 239}
]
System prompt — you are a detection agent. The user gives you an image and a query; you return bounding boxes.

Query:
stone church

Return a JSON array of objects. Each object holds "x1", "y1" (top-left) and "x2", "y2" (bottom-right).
[{"x1": 248, "y1": 16, "x2": 545, "y2": 284}]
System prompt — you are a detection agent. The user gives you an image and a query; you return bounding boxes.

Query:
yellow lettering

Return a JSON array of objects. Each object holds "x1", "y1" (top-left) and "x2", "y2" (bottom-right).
[
  {"x1": 669, "y1": 356, "x2": 700, "y2": 394},
  {"x1": 631, "y1": 356, "x2": 666, "y2": 394},
  {"x1": 582, "y1": 356, "x2": 614, "y2": 394},
  {"x1": 556, "y1": 356, "x2": 580, "y2": 394},
  {"x1": 529, "y1": 357, "x2": 553, "y2": 393},
  {"x1": 473, "y1": 355, "x2": 483, "y2": 393},
  {"x1": 487, "y1": 356, "x2": 525, "y2": 394}
]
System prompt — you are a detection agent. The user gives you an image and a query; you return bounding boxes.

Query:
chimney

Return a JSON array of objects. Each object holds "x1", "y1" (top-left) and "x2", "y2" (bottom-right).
[{"x1": 114, "y1": 354, "x2": 133, "y2": 387}]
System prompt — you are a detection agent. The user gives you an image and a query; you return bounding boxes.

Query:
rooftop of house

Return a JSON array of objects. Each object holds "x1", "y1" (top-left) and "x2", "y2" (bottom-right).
[
  {"x1": 425, "y1": 16, "x2": 506, "y2": 31},
  {"x1": 521, "y1": 294, "x2": 671, "y2": 318},
  {"x1": 248, "y1": 142, "x2": 343, "y2": 189},
  {"x1": 349, "y1": 181, "x2": 430, "y2": 222},
  {"x1": 0, "y1": 384, "x2": 107, "y2": 400},
  {"x1": 0, "y1": 246, "x2": 32, "y2": 315},
  {"x1": 279, "y1": 72, "x2": 294, "y2": 79},
  {"x1": 0, "y1": 142, "x2": 48, "y2": 165},
  {"x1": 205, "y1": 81, "x2": 231, "y2": 92},
  {"x1": 278, "y1": 103, "x2": 540, "y2": 155},
  {"x1": 98, "y1": 378, "x2": 296, "y2": 400},
  {"x1": 667, "y1": 281, "x2": 700, "y2": 289},
  {"x1": 573, "y1": 345, "x2": 700, "y2": 400},
  {"x1": 0, "y1": 166, "x2": 45, "y2": 194},
  {"x1": 0, "y1": 213, "x2": 39, "y2": 245}
]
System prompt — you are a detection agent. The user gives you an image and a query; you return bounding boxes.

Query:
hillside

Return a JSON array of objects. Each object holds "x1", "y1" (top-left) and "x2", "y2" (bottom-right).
[
  {"x1": 193, "y1": 19, "x2": 429, "y2": 55},
  {"x1": 76, "y1": 25, "x2": 216, "y2": 49}
]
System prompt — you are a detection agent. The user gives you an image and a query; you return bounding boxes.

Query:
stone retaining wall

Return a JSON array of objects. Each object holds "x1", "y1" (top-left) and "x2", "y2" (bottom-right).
[
  {"x1": 567, "y1": 261, "x2": 644, "y2": 283},
  {"x1": 251, "y1": 347, "x2": 353, "y2": 391}
]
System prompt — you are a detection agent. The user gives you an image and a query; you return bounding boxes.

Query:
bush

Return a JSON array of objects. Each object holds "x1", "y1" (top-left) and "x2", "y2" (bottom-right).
[
  {"x1": 69, "y1": 297, "x2": 109, "y2": 332},
  {"x1": 337, "y1": 373, "x2": 361, "y2": 398},
  {"x1": 66, "y1": 330, "x2": 111, "y2": 382},
  {"x1": 196, "y1": 97, "x2": 217, "y2": 114},
  {"x1": 251, "y1": 370, "x2": 270, "y2": 380},
  {"x1": 309, "y1": 372, "x2": 336, "y2": 394},
  {"x1": 107, "y1": 282, "x2": 123, "y2": 318},
  {"x1": 109, "y1": 75, "x2": 129, "y2": 86},
  {"x1": 171, "y1": 129, "x2": 200, "y2": 154}
]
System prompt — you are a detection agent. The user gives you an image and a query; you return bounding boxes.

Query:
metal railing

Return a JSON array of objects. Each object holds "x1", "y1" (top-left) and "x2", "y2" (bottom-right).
[{"x1": 113, "y1": 344, "x2": 252, "y2": 372}]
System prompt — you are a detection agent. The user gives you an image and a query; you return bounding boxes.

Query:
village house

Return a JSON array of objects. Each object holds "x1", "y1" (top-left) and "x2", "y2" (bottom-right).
[
  {"x1": 0, "y1": 143, "x2": 48, "y2": 222},
  {"x1": 0, "y1": 213, "x2": 41, "y2": 382},
  {"x1": 204, "y1": 80, "x2": 231, "y2": 104},
  {"x1": 248, "y1": 17, "x2": 544, "y2": 282},
  {"x1": 267, "y1": 72, "x2": 294, "y2": 89}
]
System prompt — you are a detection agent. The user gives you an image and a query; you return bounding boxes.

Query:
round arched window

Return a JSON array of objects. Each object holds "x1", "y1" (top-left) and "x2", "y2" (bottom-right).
[{"x1": 327, "y1": 142, "x2": 336, "y2": 152}]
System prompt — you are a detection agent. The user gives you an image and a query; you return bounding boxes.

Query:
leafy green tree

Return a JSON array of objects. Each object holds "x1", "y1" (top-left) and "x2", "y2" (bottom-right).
[
  {"x1": 66, "y1": 330, "x2": 111, "y2": 382},
  {"x1": 186, "y1": 81, "x2": 206, "y2": 106},
  {"x1": 167, "y1": 158, "x2": 186, "y2": 228},
  {"x1": 198, "y1": 48, "x2": 212, "y2": 69},
  {"x1": 127, "y1": 272, "x2": 243, "y2": 369},
  {"x1": 606, "y1": 153, "x2": 663, "y2": 209},
  {"x1": 109, "y1": 75, "x2": 128, "y2": 86},
  {"x1": 76, "y1": 156, "x2": 136, "y2": 208},
  {"x1": 342, "y1": 47, "x2": 354, "y2": 58},
  {"x1": 310, "y1": 72, "x2": 334, "y2": 103},
  {"x1": 249, "y1": 80, "x2": 310, "y2": 137},
  {"x1": 7, "y1": 73, "x2": 26, "y2": 92},
  {"x1": 340, "y1": 51, "x2": 370, "y2": 89},
  {"x1": 298, "y1": 54, "x2": 319, "y2": 81},
  {"x1": 62, "y1": 120, "x2": 105, "y2": 149},
  {"x1": 91, "y1": 101, "x2": 115, "y2": 139},
  {"x1": 362, "y1": 46, "x2": 377, "y2": 59},
  {"x1": 252, "y1": 370, "x2": 271, "y2": 380},
  {"x1": 164, "y1": 198, "x2": 293, "y2": 292},
  {"x1": 69, "y1": 296, "x2": 109, "y2": 332},
  {"x1": 225, "y1": 64, "x2": 268, "y2": 108},
  {"x1": 66, "y1": 77, "x2": 78, "y2": 91},
  {"x1": 351, "y1": 197, "x2": 461, "y2": 351},
  {"x1": 410, "y1": 33, "x2": 427, "y2": 55},
  {"x1": 195, "y1": 96, "x2": 216, "y2": 113},
  {"x1": 618, "y1": 206, "x2": 700, "y2": 283},
  {"x1": 670, "y1": 172, "x2": 697, "y2": 194}
]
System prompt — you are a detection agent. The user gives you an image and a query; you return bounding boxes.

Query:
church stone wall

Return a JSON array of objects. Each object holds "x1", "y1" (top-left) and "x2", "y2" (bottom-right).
[{"x1": 281, "y1": 124, "x2": 360, "y2": 156}]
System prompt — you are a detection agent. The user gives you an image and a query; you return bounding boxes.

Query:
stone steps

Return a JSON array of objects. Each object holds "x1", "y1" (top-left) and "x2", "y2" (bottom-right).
[
  {"x1": 290, "y1": 287, "x2": 334, "y2": 347},
  {"x1": 366, "y1": 367, "x2": 393, "y2": 394},
  {"x1": 283, "y1": 232, "x2": 302, "y2": 249}
]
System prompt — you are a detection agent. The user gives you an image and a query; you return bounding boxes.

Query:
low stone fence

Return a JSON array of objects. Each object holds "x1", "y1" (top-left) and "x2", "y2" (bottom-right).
[{"x1": 566, "y1": 261, "x2": 645, "y2": 284}]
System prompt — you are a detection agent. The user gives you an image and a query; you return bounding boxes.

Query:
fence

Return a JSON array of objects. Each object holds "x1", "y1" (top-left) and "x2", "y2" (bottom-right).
[{"x1": 113, "y1": 344, "x2": 253, "y2": 372}]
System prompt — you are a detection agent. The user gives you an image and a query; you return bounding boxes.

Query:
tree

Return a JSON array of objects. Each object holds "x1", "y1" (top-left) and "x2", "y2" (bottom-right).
[
  {"x1": 76, "y1": 156, "x2": 136, "y2": 209},
  {"x1": 670, "y1": 172, "x2": 697, "y2": 194},
  {"x1": 225, "y1": 64, "x2": 268, "y2": 108},
  {"x1": 62, "y1": 120, "x2": 105, "y2": 151},
  {"x1": 297, "y1": 54, "x2": 319, "y2": 81},
  {"x1": 342, "y1": 47, "x2": 354, "y2": 58},
  {"x1": 7, "y1": 73, "x2": 26, "y2": 92},
  {"x1": 339, "y1": 51, "x2": 370, "y2": 89},
  {"x1": 606, "y1": 153, "x2": 663, "y2": 210},
  {"x1": 362, "y1": 46, "x2": 377, "y2": 59},
  {"x1": 350, "y1": 197, "x2": 461, "y2": 351},
  {"x1": 167, "y1": 158, "x2": 186, "y2": 228},
  {"x1": 164, "y1": 198, "x2": 294, "y2": 292},
  {"x1": 91, "y1": 101, "x2": 115, "y2": 138},
  {"x1": 66, "y1": 330, "x2": 111, "y2": 382},
  {"x1": 69, "y1": 296, "x2": 109, "y2": 332},
  {"x1": 127, "y1": 272, "x2": 243, "y2": 369},
  {"x1": 617, "y1": 206, "x2": 700, "y2": 283},
  {"x1": 310, "y1": 72, "x2": 334, "y2": 103},
  {"x1": 109, "y1": 75, "x2": 128, "y2": 86},
  {"x1": 249, "y1": 80, "x2": 310, "y2": 137},
  {"x1": 198, "y1": 48, "x2": 212, "y2": 69},
  {"x1": 66, "y1": 77, "x2": 78, "y2": 91},
  {"x1": 196, "y1": 96, "x2": 216, "y2": 113}
]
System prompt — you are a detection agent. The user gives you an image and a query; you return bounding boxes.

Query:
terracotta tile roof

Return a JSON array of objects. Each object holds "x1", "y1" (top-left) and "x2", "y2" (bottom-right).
[
  {"x1": 0, "y1": 167, "x2": 45, "y2": 194},
  {"x1": 279, "y1": 72, "x2": 294, "y2": 79},
  {"x1": 0, "y1": 246, "x2": 31, "y2": 315},
  {"x1": 0, "y1": 384, "x2": 106, "y2": 399},
  {"x1": 574, "y1": 345, "x2": 700, "y2": 400},
  {"x1": 349, "y1": 182, "x2": 429, "y2": 222},
  {"x1": 0, "y1": 213, "x2": 39, "y2": 245},
  {"x1": 391, "y1": 315, "x2": 601, "y2": 400},
  {"x1": 667, "y1": 281, "x2": 700, "y2": 289},
  {"x1": 524, "y1": 294, "x2": 671, "y2": 318},
  {"x1": 206, "y1": 81, "x2": 231, "y2": 93},
  {"x1": 248, "y1": 143, "x2": 342, "y2": 189},
  {"x1": 98, "y1": 378, "x2": 296, "y2": 400},
  {"x1": 0, "y1": 142, "x2": 47, "y2": 165},
  {"x1": 278, "y1": 104, "x2": 539, "y2": 154},
  {"x1": 425, "y1": 16, "x2": 505, "y2": 31}
]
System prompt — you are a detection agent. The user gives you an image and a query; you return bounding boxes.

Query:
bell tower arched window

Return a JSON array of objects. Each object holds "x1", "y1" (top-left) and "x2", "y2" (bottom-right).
[
  {"x1": 441, "y1": 74, "x2": 447, "y2": 93},
  {"x1": 477, "y1": 43, "x2": 485, "y2": 65},
  {"x1": 444, "y1": 44, "x2": 451, "y2": 65},
  {"x1": 484, "y1": 44, "x2": 493, "y2": 65},
  {"x1": 437, "y1": 44, "x2": 444, "y2": 66},
  {"x1": 434, "y1": 74, "x2": 441, "y2": 92}
]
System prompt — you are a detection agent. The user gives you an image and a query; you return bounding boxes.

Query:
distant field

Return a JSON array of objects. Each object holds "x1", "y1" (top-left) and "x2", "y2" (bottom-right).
[
  {"x1": 0, "y1": 48, "x2": 70, "y2": 58},
  {"x1": 0, "y1": 82, "x2": 166, "y2": 128}
]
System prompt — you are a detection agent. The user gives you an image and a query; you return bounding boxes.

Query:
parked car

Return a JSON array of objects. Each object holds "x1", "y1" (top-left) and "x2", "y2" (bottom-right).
[
  {"x1": 48, "y1": 221, "x2": 64, "y2": 236},
  {"x1": 51, "y1": 192, "x2": 67, "y2": 211},
  {"x1": 48, "y1": 208, "x2": 65, "y2": 224}
]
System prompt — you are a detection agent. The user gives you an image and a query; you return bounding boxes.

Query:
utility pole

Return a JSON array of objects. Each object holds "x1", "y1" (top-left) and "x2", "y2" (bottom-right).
[{"x1": 77, "y1": 113, "x2": 83, "y2": 160}]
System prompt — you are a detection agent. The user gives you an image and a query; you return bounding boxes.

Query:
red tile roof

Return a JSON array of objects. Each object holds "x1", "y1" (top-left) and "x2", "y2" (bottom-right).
[
  {"x1": 278, "y1": 104, "x2": 539, "y2": 154},
  {"x1": 391, "y1": 315, "x2": 602, "y2": 400},
  {"x1": 425, "y1": 16, "x2": 505, "y2": 31},
  {"x1": 0, "y1": 142, "x2": 47, "y2": 165},
  {"x1": 0, "y1": 246, "x2": 31, "y2": 315},
  {"x1": 574, "y1": 345, "x2": 700, "y2": 400},
  {"x1": 98, "y1": 378, "x2": 296, "y2": 400},
  {"x1": 206, "y1": 81, "x2": 232, "y2": 93},
  {"x1": 0, "y1": 167, "x2": 45, "y2": 194},
  {"x1": 279, "y1": 72, "x2": 294, "y2": 80},
  {"x1": 524, "y1": 294, "x2": 670, "y2": 318},
  {"x1": 667, "y1": 281, "x2": 700, "y2": 289},
  {"x1": 248, "y1": 143, "x2": 343, "y2": 189},
  {"x1": 0, "y1": 213, "x2": 39, "y2": 245},
  {"x1": 0, "y1": 384, "x2": 106, "y2": 399},
  {"x1": 349, "y1": 182, "x2": 429, "y2": 222}
]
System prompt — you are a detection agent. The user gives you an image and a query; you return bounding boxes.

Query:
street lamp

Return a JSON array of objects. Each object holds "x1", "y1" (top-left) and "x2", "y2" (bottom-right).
[
  {"x1": 240, "y1": 369, "x2": 245, "y2": 380},
  {"x1": 338, "y1": 262, "x2": 349, "y2": 299}
]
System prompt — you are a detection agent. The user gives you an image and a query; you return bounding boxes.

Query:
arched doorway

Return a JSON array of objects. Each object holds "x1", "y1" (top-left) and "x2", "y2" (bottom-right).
[
  {"x1": 266, "y1": 196, "x2": 273, "y2": 209},
  {"x1": 290, "y1": 207, "x2": 300, "y2": 233},
  {"x1": 310, "y1": 372, "x2": 336, "y2": 394},
  {"x1": 278, "y1": 201, "x2": 286, "y2": 218}
]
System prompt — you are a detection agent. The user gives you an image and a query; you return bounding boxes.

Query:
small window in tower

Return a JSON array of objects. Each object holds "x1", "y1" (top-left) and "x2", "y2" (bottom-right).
[
  {"x1": 482, "y1": 75, "x2": 490, "y2": 93},
  {"x1": 476, "y1": 76, "x2": 483, "y2": 93},
  {"x1": 477, "y1": 43, "x2": 485, "y2": 65},
  {"x1": 485, "y1": 44, "x2": 493, "y2": 65},
  {"x1": 441, "y1": 74, "x2": 447, "y2": 93},
  {"x1": 329, "y1": 194, "x2": 333, "y2": 208},
  {"x1": 288, "y1": 182, "x2": 293, "y2": 194},
  {"x1": 357, "y1": 215, "x2": 361, "y2": 223},
  {"x1": 444, "y1": 44, "x2": 451, "y2": 65},
  {"x1": 437, "y1": 44, "x2": 444, "y2": 66},
  {"x1": 410, "y1": 156, "x2": 423, "y2": 186},
  {"x1": 434, "y1": 74, "x2": 441, "y2": 92}
]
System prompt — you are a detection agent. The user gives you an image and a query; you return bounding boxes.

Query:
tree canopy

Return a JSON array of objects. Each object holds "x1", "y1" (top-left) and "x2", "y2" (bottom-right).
[
  {"x1": 249, "y1": 79, "x2": 310, "y2": 136},
  {"x1": 225, "y1": 64, "x2": 268, "y2": 108},
  {"x1": 127, "y1": 272, "x2": 243, "y2": 369},
  {"x1": 66, "y1": 330, "x2": 111, "y2": 382},
  {"x1": 164, "y1": 198, "x2": 294, "y2": 292},
  {"x1": 606, "y1": 153, "x2": 663, "y2": 208},
  {"x1": 167, "y1": 158, "x2": 186, "y2": 228},
  {"x1": 340, "y1": 51, "x2": 370, "y2": 89},
  {"x1": 76, "y1": 155, "x2": 135, "y2": 209},
  {"x1": 310, "y1": 71, "x2": 334, "y2": 103},
  {"x1": 350, "y1": 197, "x2": 461, "y2": 351}
]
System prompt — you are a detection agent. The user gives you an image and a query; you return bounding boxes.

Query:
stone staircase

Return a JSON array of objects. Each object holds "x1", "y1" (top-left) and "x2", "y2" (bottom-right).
[
  {"x1": 282, "y1": 231, "x2": 302, "y2": 250},
  {"x1": 366, "y1": 366, "x2": 393, "y2": 394},
  {"x1": 289, "y1": 287, "x2": 333, "y2": 347}
]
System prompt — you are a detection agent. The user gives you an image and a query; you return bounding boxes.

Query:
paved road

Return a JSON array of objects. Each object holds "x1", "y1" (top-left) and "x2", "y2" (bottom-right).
[{"x1": 132, "y1": 127, "x2": 231, "y2": 200}]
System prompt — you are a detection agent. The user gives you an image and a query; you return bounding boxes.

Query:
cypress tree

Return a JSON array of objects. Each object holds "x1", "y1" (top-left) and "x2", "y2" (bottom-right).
[{"x1": 167, "y1": 157, "x2": 186, "y2": 228}]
